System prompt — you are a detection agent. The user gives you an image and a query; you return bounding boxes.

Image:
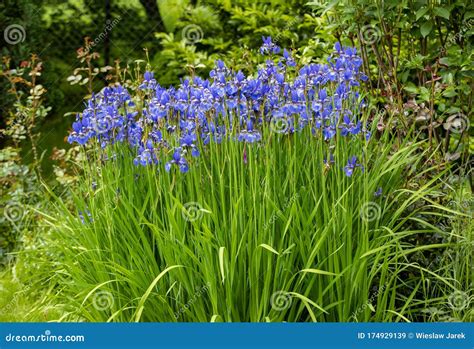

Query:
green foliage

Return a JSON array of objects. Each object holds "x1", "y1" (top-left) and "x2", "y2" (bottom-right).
[
  {"x1": 0, "y1": 0, "x2": 44, "y2": 130},
  {"x1": 1, "y1": 0, "x2": 472, "y2": 324},
  {"x1": 308, "y1": 0, "x2": 473, "y2": 159},
  {"x1": 0, "y1": 56, "x2": 49, "y2": 261},
  {"x1": 153, "y1": 32, "x2": 214, "y2": 86},
  {"x1": 0, "y1": 53, "x2": 79, "y2": 267},
  {"x1": 26, "y1": 120, "x2": 468, "y2": 322},
  {"x1": 151, "y1": 0, "x2": 316, "y2": 85},
  {"x1": 0, "y1": 263, "x2": 65, "y2": 321},
  {"x1": 0, "y1": 147, "x2": 40, "y2": 263}
]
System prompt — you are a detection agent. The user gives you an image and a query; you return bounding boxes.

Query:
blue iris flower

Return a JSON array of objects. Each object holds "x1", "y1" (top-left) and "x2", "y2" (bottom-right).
[
  {"x1": 69, "y1": 39, "x2": 369, "y2": 175},
  {"x1": 180, "y1": 132, "x2": 200, "y2": 157},
  {"x1": 260, "y1": 36, "x2": 281, "y2": 55},
  {"x1": 374, "y1": 187, "x2": 383, "y2": 197},
  {"x1": 344, "y1": 156, "x2": 363, "y2": 177},
  {"x1": 165, "y1": 148, "x2": 189, "y2": 173}
]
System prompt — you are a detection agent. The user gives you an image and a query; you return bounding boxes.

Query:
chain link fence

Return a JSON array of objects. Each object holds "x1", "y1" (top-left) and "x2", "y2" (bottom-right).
[
  {"x1": 1, "y1": 0, "x2": 170, "y2": 99},
  {"x1": 1, "y1": 0, "x2": 172, "y2": 148},
  {"x1": 35, "y1": 0, "x2": 165, "y2": 65}
]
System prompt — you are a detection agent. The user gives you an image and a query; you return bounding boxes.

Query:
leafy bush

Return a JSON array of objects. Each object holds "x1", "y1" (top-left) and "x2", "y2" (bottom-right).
[
  {"x1": 0, "y1": 55, "x2": 49, "y2": 263},
  {"x1": 309, "y1": 0, "x2": 473, "y2": 159},
  {"x1": 151, "y1": 0, "x2": 316, "y2": 85}
]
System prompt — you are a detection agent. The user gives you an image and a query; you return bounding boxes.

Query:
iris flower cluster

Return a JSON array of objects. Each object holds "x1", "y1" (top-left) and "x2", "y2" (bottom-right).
[{"x1": 68, "y1": 38, "x2": 369, "y2": 176}]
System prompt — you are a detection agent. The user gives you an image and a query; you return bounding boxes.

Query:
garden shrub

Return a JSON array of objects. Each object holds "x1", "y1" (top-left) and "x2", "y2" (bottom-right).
[{"x1": 309, "y1": 0, "x2": 473, "y2": 160}]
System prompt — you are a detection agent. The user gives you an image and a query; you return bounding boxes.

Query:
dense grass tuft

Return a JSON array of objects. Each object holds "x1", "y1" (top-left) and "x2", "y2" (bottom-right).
[{"x1": 25, "y1": 122, "x2": 469, "y2": 322}]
